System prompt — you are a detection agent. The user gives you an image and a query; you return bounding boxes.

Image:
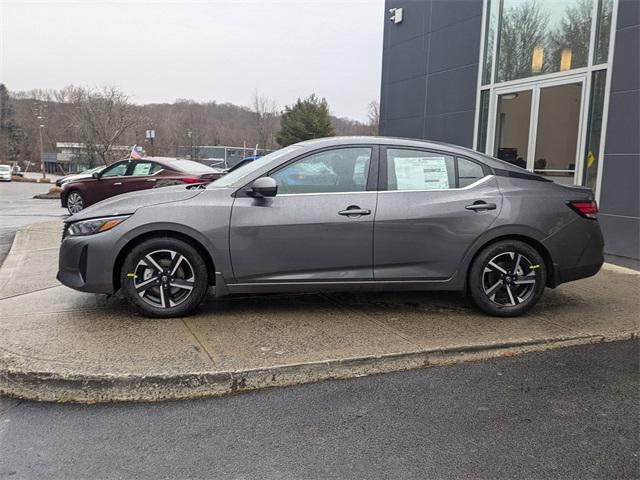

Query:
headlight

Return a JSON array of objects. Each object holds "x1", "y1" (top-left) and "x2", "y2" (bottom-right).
[{"x1": 67, "y1": 215, "x2": 130, "y2": 237}]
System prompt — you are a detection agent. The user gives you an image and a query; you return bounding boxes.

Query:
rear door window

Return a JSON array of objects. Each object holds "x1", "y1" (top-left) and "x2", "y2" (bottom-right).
[{"x1": 386, "y1": 149, "x2": 456, "y2": 191}]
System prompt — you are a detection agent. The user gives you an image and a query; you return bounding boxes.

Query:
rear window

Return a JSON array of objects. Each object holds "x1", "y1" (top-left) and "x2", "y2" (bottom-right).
[{"x1": 169, "y1": 160, "x2": 217, "y2": 173}]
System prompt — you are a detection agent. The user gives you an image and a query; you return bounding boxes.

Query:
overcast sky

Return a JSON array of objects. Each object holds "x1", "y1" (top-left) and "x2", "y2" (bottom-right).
[{"x1": 0, "y1": 0, "x2": 384, "y2": 121}]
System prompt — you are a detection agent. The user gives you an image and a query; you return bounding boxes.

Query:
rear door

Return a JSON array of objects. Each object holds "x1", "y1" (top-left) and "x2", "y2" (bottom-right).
[
  {"x1": 229, "y1": 146, "x2": 378, "y2": 283},
  {"x1": 374, "y1": 147, "x2": 502, "y2": 280}
]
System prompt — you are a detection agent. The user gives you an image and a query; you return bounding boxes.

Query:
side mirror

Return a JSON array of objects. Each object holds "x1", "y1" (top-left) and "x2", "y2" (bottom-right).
[
  {"x1": 249, "y1": 176, "x2": 277, "y2": 198},
  {"x1": 92, "y1": 172, "x2": 101, "y2": 179}
]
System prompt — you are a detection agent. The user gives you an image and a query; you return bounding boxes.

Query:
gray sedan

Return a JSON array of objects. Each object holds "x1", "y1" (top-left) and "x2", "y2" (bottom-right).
[{"x1": 57, "y1": 137, "x2": 604, "y2": 318}]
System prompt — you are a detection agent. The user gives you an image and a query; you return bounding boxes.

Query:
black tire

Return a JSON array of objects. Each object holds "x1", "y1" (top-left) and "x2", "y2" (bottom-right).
[
  {"x1": 120, "y1": 237, "x2": 209, "y2": 318},
  {"x1": 66, "y1": 190, "x2": 85, "y2": 214},
  {"x1": 469, "y1": 240, "x2": 546, "y2": 317}
]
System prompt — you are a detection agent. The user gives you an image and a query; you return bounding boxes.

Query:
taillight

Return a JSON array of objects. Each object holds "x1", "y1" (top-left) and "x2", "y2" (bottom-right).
[
  {"x1": 180, "y1": 177, "x2": 205, "y2": 184},
  {"x1": 568, "y1": 200, "x2": 598, "y2": 219}
]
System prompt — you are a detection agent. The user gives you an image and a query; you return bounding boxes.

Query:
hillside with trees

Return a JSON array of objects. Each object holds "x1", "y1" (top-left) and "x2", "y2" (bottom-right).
[{"x1": 1, "y1": 84, "x2": 373, "y2": 169}]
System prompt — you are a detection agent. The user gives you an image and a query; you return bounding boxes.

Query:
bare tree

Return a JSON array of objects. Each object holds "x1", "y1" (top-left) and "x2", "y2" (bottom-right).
[
  {"x1": 67, "y1": 86, "x2": 143, "y2": 165},
  {"x1": 367, "y1": 100, "x2": 379, "y2": 136},
  {"x1": 251, "y1": 90, "x2": 279, "y2": 150}
]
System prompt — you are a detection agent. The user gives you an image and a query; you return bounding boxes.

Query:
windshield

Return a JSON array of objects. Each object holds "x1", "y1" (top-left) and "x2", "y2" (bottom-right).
[
  {"x1": 210, "y1": 145, "x2": 301, "y2": 187},
  {"x1": 169, "y1": 159, "x2": 218, "y2": 173},
  {"x1": 0, "y1": 165, "x2": 11, "y2": 171}
]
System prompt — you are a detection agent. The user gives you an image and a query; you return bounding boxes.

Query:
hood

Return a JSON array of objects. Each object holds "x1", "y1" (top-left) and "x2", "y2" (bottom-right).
[{"x1": 66, "y1": 185, "x2": 205, "y2": 223}]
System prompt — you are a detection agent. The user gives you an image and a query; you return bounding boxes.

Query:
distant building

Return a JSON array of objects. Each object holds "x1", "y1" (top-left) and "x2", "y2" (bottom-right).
[{"x1": 54, "y1": 143, "x2": 131, "y2": 173}]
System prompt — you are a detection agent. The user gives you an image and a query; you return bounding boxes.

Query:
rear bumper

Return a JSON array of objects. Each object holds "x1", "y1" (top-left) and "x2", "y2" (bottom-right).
[{"x1": 543, "y1": 217, "x2": 604, "y2": 287}]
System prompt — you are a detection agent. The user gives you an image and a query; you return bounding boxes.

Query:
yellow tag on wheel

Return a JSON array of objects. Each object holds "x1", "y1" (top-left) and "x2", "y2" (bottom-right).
[
  {"x1": 126, "y1": 273, "x2": 137, "y2": 278},
  {"x1": 530, "y1": 265, "x2": 540, "y2": 269}
]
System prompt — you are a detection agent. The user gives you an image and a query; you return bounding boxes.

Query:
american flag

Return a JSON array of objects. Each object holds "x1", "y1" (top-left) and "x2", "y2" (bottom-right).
[{"x1": 130, "y1": 145, "x2": 142, "y2": 160}]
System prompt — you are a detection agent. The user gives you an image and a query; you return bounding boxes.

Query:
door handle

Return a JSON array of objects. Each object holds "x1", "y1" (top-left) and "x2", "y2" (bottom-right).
[
  {"x1": 465, "y1": 201, "x2": 496, "y2": 211},
  {"x1": 338, "y1": 206, "x2": 371, "y2": 217},
  {"x1": 114, "y1": 182, "x2": 122, "y2": 186}
]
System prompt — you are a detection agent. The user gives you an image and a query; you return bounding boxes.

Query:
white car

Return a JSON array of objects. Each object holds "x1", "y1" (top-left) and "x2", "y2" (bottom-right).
[{"x1": 0, "y1": 164, "x2": 12, "y2": 182}]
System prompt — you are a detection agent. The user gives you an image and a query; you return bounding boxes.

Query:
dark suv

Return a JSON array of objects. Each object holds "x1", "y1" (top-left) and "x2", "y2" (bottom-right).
[{"x1": 61, "y1": 157, "x2": 224, "y2": 214}]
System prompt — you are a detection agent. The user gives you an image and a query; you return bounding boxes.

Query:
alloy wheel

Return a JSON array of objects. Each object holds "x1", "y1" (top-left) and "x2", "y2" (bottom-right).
[
  {"x1": 133, "y1": 249, "x2": 196, "y2": 309},
  {"x1": 67, "y1": 192, "x2": 84, "y2": 214},
  {"x1": 482, "y1": 251, "x2": 537, "y2": 307}
]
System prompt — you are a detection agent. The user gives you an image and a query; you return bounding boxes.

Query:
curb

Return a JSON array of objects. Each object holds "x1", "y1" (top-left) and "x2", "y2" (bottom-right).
[{"x1": 1, "y1": 331, "x2": 637, "y2": 404}]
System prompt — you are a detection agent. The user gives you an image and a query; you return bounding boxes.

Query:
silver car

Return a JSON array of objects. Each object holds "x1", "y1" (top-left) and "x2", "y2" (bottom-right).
[{"x1": 57, "y1": 137, "x2": 604, "y2": 318}]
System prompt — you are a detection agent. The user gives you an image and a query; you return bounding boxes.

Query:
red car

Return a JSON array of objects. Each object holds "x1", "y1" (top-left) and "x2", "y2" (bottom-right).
[{"x1": 61, "y1": 157, "x2": 224, "y2": 214}]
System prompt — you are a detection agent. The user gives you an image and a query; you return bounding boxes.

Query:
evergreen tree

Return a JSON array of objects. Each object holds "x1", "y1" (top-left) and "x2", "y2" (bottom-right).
[
  {"x1": 0, "y1": 84, "x2": 22, "y2": 163},
  {"x1": 276, "y1": 94, "x2": 335, "y2": 147}
]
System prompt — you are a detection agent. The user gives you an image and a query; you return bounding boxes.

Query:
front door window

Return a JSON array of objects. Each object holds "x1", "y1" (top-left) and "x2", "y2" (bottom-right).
[{"x1": 271, "y1": 147, "x2": 372, "y2": 194}]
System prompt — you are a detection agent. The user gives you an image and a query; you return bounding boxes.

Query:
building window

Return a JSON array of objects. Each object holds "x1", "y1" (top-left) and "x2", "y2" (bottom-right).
[
  {"x1": 583, "y1": 70, "x2": 607, "y2": 189},
  {"x1": 476, "y1": 90, "x2": 491, "y2": 152},
  {"x1": 496, "y1": 0, "x2": 593, "y2": 83},
  {"x1": 594, "y1": 0, "x2": 613, "y2": 64}
]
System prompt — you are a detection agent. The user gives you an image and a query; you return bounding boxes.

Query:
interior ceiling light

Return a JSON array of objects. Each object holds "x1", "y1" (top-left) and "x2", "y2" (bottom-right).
[
  {"x1": 532, "y1": 46, "x2": 544, "y2": 73},
  {"x1": 560, "y1": 48, "x2": 573, "y2": 71}
]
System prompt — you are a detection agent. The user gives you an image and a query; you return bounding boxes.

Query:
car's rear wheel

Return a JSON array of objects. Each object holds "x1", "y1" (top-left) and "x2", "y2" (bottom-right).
[
  {"x1": 66, "y1": 190, "x2": 84, "y2": 214},
  {"x1": 469, "y1": 240, "x2": 546, "y2": 317},
  {"x1": 120, "y1": 237, "x2": 209, "y2": 318}
]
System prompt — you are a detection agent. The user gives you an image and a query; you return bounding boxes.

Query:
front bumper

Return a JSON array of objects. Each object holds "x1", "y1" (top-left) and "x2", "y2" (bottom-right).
[{"x1": 57, "y1": 226, "x2": 122, "y2": 294}]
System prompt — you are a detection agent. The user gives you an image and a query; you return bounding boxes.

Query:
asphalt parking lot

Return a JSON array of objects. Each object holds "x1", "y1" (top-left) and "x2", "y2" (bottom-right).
[{"x1": 0, "y1": 180, "x2": 66, "y2": 265}]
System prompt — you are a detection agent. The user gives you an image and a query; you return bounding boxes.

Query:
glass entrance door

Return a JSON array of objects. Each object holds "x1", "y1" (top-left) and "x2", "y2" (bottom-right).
[
  {"x1": 489, "y1": 75, "x2": 587, "y2": 185},
  {"x1": 532, "y1": 82, "x2": 583, "y2": 184}
]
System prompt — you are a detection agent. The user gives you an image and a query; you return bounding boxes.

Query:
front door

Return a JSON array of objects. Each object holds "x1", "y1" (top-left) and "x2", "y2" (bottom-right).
[
  {"x1": 229, "y1": 146, "x2": 377, "y2": 283},
  {"x1": 374, "y1": 147, "x2": 502, "y2": 280}
]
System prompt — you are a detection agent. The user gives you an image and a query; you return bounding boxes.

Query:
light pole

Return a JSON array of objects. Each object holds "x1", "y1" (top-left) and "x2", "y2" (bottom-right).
[
  {"x1": 146, "y1": 128, "x2": 155, "y2": 156},
  {"x1": 34, "y1": 103, "x2": 47, "y2": 180},
  {"x1": 187, "y1": 129, "x2": 193, "y2": 160}
]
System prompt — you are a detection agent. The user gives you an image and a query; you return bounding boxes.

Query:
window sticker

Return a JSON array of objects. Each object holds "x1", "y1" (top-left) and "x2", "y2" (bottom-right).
[
  {"x1": 394, "y1": 157, "x2": 450, "y2": 190},
  {"x1": 132, "y1": 163, "x2": 152, "y2": 176}
]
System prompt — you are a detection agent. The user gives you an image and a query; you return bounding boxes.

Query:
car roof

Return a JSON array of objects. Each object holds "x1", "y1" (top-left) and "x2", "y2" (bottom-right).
[{"x1": 294, "y1": 136, "x2": 528, "y2": 173}]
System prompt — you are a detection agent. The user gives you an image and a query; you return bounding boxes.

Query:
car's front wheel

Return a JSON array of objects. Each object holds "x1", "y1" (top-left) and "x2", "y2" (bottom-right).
[
  {"x1": 120, "y1": 237, "x2": 210, "y2": 318},
  {"x1": 469, "y1": 240, "x2": 546, "y2": 317},
  {"x1": 66, "y1": 190, "x2": 85, "y2": 214}
]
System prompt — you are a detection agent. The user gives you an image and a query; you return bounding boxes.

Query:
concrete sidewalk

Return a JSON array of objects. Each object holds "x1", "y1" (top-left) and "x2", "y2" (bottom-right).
[{"x1": 0, "y1": 221, "x2": 638, "y2": 403}]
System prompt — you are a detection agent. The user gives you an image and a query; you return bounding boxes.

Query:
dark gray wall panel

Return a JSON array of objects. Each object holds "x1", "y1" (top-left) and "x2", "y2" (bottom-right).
[
  {"x1": 380, "y1": 0, "x2": 482, "y2": 147},
  {"x1": 385, "y1": 0, "x2": 429, "y2": 47},
  {"x1": 384, "y1": 76, "x2": 427, "y2": 120},
  {"x1": 382, "y1": 116, "x2": 425, "y2": 139},
  {"x1": 616, "y1": 0, "x2": 640, "y2": 29},
  {"x1": 598, "y1": 154, "x2": 640, "y2": 218},
  {"x1": 424, "y1": 111, "x2": 476, "y2": 147},
  {"x1": 431, "y1": 0, "x2": 483, "y2": 29},
  {"x1": 610, "y1": 25, "x2": 640, "y2": 93},
  {"x1": 600, "y1": 1, "x2": 640, "y2": 259},
  {"x1": 386, "y1": 35, "x2": 428, "y2": 84},
  {"x1": 604, "y1": 90, "x2": 640, "y2": 154},
  {"x1": 598, "y1": 215, "x2": 640, "y2": 259},
  {"x1": 428, "y1": 15, "x2": 482, "y2": 73},
  {"x1": 425, "y1": 64, "x2": 479, "y2": 115}
]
